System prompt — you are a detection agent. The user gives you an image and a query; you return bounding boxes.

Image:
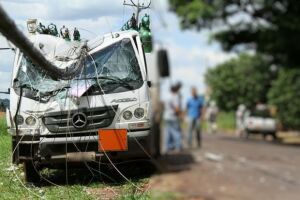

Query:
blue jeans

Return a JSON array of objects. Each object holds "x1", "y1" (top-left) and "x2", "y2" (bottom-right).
[
  {"x1": 164, "y1": 120, "x2": 182, "y2": 151},
  {"x1": 188, "y1": 118, "x2": 201, "y2": 147}
]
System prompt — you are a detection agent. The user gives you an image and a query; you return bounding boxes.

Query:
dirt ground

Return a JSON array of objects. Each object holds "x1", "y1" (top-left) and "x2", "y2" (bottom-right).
[{"x1": 150, "y1": 133, "x2": 300, "y2": 200}]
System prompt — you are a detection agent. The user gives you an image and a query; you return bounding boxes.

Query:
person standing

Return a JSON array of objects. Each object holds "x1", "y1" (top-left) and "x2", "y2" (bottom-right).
[
  {"x1": 236, "y1": 104, "x2": 246, "y2": 136},
  {"x1": 163, "y1": 83, "x2": 183, "y2": 152},
  {"x1": 64, "y1": 28, "x2": 71, "y2": 41},
  {"x1": 186, "y1": 87, "x2": 205, "y2": 148},
  {"x1": 60, "y1": 25, "x2": 66, "y2": 38},
  {"x1": 206, "y1": 100, "x2": 219, "y2": 134}
]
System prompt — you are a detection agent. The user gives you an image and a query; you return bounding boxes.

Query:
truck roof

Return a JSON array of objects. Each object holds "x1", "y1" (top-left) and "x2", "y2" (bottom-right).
[{"x1": 24, "y1": 30, "x2": 139, "y2": 67}]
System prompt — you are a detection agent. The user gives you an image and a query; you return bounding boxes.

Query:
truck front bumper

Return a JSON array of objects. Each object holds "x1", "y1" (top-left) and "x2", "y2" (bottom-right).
[{"x1": 15, "y1": 129, "x2": 152, "y2": 164}]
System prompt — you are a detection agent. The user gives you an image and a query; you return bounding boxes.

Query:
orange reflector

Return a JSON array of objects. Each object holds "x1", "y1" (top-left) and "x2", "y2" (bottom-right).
[{"x1": 98, "y1": 129, "x2": 128, "y2": 152}]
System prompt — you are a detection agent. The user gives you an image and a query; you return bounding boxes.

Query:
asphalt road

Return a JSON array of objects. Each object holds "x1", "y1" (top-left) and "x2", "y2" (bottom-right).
[{"x1": 150, "y1": 133, "x2": 300, "y2": 200}]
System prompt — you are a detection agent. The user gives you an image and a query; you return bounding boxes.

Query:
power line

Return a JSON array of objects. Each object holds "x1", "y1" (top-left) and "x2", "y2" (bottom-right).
[{"x1": 123, "y1": 0, "x2": 151, "y2": 23}]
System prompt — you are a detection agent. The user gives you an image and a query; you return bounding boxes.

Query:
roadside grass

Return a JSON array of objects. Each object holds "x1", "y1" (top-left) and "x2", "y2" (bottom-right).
[
  {"x1": 0, "y1": 116, "x2": 152, "y2": 199},
  {"x1": 216, "y1": 112, "x2": 236, "y2": 131},
  {"x1": 201, "y1": 111, "x2": 236, "y2": 133}
]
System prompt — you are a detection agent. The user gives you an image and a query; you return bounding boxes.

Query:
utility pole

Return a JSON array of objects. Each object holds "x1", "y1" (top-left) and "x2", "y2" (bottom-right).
[
  {"x1": 123, "y1": 0, "x2": 151, "y2": 24},
  {"x1": 0, "y1": 5, "x2": 86, "y2": 80}
]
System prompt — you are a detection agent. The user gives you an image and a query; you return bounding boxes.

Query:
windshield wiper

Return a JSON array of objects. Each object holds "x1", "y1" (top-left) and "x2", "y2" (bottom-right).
[{"x1": 92, "y1": 76, "x2": 134, "y2": 90}]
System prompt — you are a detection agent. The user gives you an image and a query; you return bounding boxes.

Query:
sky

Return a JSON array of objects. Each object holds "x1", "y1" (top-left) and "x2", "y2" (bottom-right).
[{"x1": 0, "y1": 0, "x2": 236, "y2": 102}]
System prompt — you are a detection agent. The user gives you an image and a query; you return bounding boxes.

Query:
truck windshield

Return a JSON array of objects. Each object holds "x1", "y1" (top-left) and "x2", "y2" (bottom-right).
[
  {"x1": 15, "y1": 38, "x2": 143, "y2": 99},
  {"x1": 79, "y1": 38, "x2": 143, "y2": 82}
]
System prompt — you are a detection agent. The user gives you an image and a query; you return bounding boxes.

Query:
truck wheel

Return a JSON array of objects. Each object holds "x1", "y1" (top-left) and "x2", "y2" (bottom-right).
[{"x1": 23, "y1": 161, "x2": 40, "y2": 183}]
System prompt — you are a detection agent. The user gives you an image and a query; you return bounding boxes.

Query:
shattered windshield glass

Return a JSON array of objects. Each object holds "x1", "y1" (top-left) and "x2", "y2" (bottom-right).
[
  {"x1": 17, "y1": 58, "x2": 66, "y2": 91},
  {"x1": 15, "y1": 38, "x2": 143, "y2": 101},
  {"x1": 79, "y1": 38, "x2": 143, "y2": 82}
]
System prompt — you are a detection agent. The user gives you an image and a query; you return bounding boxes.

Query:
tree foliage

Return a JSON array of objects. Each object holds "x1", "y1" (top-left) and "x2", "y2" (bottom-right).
[
  {"x1": 268, "y1": 69, "x2": 300, "y2": 129},
  {"x1": 205, "y1": 54, "x2": 275, "y2": 111},
  {"x1": 169, "y1": 0, "x2": 300, "y2": 67}
]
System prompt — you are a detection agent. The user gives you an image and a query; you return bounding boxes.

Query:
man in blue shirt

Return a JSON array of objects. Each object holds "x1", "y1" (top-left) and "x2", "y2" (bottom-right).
[{"x1": 186, "y1": 87, "x2": 204, "y2": 148}]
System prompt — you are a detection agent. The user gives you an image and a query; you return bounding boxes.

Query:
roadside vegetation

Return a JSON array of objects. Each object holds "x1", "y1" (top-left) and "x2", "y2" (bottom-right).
[
  {"x1": 201, "y1": 112, "x2": 235, "y2": 133},
  {"x1": 205, "y1": 54, "x2": 275, "y2": 111},
  {"x1": 216, "y1": 112, "x2": 235, "y2": 132},
  {"x1": 205, "y1": 54, "x2": 300, "y2": 130}
]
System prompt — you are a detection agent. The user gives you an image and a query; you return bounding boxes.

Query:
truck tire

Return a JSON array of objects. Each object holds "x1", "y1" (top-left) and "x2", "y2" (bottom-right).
[{"x1": 23, "y1": 161, "x2": 40, "y2": 183}]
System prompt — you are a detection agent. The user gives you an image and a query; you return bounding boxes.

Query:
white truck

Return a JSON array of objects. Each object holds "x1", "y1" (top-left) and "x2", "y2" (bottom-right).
[
  {"x1": 5, "y1": 20, "x2": 169, "y2": 182},
  {"x1": 244, "y1": 108, "x2": 277, "y2": 140}
]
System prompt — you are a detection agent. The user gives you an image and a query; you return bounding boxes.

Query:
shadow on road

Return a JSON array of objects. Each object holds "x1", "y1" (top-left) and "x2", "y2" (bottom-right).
[{"x1": 155, "y1": 151, "x2": 195, "y2": 173}]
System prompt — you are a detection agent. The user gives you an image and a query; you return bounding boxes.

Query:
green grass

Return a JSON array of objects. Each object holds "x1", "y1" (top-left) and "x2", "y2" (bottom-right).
[
  {"x1": 0, "y1": 116, "x2": 151, "y2": 199},
  {"x1": 216, "y1": 112, "x2": 236, "y2": 131},
  {"x1": 201, "y1": 112, "x2": 236, "y2": 132}
]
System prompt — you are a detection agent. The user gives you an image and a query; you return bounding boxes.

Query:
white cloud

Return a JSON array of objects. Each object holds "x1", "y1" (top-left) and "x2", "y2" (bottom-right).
[
  {"x1": 1, "y1": 0, "x2": 124, "y2": 20},
  {"x1": 0, "y1": 71, "x2": 11, "y2": 90}
]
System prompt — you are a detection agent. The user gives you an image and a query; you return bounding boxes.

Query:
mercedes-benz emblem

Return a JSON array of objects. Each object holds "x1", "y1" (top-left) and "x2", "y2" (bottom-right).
[{"x1": 71, "y1": 112, "x2": 87, "y2": 129}]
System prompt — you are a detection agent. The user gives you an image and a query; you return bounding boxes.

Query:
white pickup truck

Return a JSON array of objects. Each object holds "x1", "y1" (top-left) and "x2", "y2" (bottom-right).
[{"x1": 244, "y1": 109, "x2": 277, "y2": 139}]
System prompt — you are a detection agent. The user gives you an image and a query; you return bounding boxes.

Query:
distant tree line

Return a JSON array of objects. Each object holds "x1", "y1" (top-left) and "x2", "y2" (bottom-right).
[
  {"x1": 205, "y1": 54, "x2": 300, "y2": 129},
  {"x1": 205, "y1": 54, "x2": 275, "y2": 111}
]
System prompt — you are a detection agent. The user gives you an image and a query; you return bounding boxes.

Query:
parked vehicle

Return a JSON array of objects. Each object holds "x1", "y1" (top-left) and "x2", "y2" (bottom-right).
[{"x1": 244, "y1": 108, "x2": 277, "y2": 139}]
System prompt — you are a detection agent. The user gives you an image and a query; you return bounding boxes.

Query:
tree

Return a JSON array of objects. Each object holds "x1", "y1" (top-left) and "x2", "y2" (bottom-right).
[
  {"x1": 268, "y1": 69, "x2": 300, "y2": 129},
  {"x1": 205, "y1": 54, "x2": 275, "y2": 111},
  {"x1": 169, "y1": 0, "x2": 300, "y2": 68}
]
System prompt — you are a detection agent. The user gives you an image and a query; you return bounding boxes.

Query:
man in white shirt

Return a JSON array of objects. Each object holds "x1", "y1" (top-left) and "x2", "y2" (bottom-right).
[{"x1": 163, "y1": 83, "x2": 182, "y2": 152}]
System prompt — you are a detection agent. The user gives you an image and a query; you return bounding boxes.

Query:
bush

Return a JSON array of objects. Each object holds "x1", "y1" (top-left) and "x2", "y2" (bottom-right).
[
  {"x1": 205, "y1": 54, "x2": 275, "y2": 111},
  {"x1": 268, "y1": 69, "x2": 300, "y2": 129}
]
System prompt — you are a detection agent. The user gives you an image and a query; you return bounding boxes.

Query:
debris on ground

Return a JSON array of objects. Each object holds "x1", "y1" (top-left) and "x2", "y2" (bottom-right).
[{"x1": 204, "y1": 152, "x2": 223, "y2": 162}]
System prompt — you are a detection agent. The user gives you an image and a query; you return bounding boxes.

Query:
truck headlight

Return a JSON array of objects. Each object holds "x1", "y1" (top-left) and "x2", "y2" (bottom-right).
[
  {"x1": 16, "y1": 115, "x2": 24, "y2": 125},
  {"x1": 25, "y1": 116, "x2": 36, "y2": 126},
  {"x1": 119, "y1": 102, "x2": 150, "y2": 122},
  {"x1": 134, "y1": 108, "x2": 144, "y2": 119},
  {"x1": 123, "y1": 111, "x2": 133, "y2": 120}
]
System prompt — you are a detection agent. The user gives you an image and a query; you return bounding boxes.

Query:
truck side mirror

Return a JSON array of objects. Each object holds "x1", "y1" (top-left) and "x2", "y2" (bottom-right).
[{"x1": 157, "y1": 49, "x2": 170, "y2": 77}]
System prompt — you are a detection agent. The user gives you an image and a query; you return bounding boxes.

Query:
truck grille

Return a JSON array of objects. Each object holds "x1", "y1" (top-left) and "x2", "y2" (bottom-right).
[{"x1": 42, "y1": 106, "x2": 118, "y2": 133}]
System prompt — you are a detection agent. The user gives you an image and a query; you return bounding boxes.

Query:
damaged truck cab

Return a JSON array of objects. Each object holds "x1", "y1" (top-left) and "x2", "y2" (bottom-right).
[{"x1": 6, "y1": 28, "x2": 165, "y2": 182}]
